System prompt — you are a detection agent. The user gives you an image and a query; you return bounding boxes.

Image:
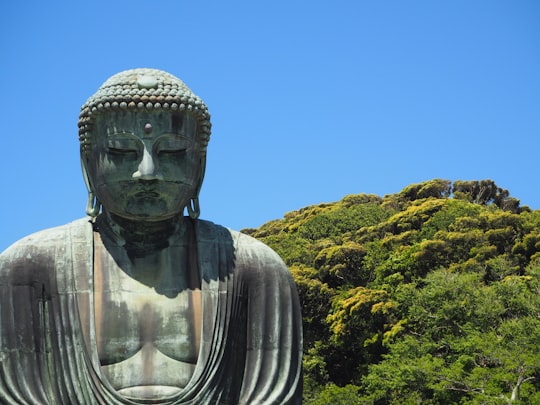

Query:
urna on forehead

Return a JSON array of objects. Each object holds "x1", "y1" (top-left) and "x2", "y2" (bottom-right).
[{"x1": 78, "y1": 68, "x2": 211, "y2": 153}]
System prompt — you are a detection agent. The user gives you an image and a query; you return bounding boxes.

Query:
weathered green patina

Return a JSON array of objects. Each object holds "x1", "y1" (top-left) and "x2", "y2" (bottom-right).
[{"x1": 0, "y1": 69, "x2": 302, "y2": 404}]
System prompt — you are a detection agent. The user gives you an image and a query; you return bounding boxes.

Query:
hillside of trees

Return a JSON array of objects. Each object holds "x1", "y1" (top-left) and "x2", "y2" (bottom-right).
[{"x1": 243, "y1": 179, "x2": 540, "y2": 404}]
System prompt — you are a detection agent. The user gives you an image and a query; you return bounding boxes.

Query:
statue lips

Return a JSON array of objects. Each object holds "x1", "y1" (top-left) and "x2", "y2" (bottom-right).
[
  {"x1": 133, "y1": 190, "x2": 160, "y2": 198},
  {"x1": 129, "y1": 180, "x2": 162, "y2": 198},
  {"x1": 119, "y1": 180, "x2": 190, "y2": 203}
]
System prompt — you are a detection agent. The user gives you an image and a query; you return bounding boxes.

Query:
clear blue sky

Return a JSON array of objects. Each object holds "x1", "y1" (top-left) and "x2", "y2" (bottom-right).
[{"x1": 1, "y1": 1, "x2": 539, "y2": 252}]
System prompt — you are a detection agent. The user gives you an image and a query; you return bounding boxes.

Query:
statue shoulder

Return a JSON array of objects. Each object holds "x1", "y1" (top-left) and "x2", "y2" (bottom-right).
[
  {"x1": 233, "y1": 229, "x2": 285, "y2": 264},
  {"x1": 231, "y1": 229, "x2": 293, "y2": 285},
  {"x1": 0, "y1": 217, "x2": 92, "y2": 283},
  {"x1": 195, "y1": 219, "x2": 289, "y2": 276}
]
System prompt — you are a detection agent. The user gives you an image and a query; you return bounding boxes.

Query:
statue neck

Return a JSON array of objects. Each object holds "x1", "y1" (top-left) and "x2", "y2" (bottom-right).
[{"x1": 96, "y1": 210, "x2": 186, "y2": 250}]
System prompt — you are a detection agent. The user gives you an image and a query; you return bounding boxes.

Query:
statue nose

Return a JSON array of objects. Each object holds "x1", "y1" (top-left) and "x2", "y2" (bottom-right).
[{"x1": 132, "y1": 147, "x2": 163, "y2": 180}]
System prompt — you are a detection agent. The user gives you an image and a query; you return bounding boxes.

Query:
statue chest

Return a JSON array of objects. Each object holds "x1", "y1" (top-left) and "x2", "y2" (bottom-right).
[
  {"x1": 94, "y1": 280, "x2": 201, "y2": 365},
  {"x1": 92, "y1": 236, "x2": 202, "y2": 395}
]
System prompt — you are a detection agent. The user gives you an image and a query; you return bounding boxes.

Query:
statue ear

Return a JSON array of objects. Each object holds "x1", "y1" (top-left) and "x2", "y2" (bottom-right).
[
  {"x1": 80, "y1": 150, "x2": 101, "y2": 217},
  {"x1": 196, "y1": 155, "x2": 207, "y2": 197}
]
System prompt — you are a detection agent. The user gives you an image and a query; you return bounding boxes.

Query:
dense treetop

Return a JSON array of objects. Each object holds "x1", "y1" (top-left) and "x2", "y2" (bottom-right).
[{"x1": 243, "y1": 179, "x2": 540, "y2": 404}]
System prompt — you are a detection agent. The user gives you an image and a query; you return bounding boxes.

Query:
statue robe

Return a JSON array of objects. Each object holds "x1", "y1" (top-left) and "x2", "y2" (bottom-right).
[{"x1": 0, "y1": 218, "x2": 302, "y2": 404}]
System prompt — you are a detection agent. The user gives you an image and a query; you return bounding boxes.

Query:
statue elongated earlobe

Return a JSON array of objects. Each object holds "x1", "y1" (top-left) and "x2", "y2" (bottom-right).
[
  {"x1": 187, "y1": 198, "x2": 200, "y2": 219},
  {"x1": 86, "y1": 192, "x2": 101, "y2": 217},
  {"x1": 187, "y1": 155, "x2": 206, "y2": 219}
]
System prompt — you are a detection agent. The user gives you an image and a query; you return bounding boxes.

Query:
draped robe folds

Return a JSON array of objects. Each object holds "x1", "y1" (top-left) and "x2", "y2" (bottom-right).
[{"x1": 0, "y1": 218, "x2": 302, "y2": 404}]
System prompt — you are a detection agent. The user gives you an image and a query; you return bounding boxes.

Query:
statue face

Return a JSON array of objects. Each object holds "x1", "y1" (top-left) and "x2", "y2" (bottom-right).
[{"x1": 86, "y1": 110, "x2": 201, "y2": 221}]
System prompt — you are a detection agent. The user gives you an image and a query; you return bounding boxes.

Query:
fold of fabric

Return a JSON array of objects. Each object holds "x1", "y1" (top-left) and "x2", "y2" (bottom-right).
[{"x1": 0, "y1": 218, "x2": 302, "y2": 404}]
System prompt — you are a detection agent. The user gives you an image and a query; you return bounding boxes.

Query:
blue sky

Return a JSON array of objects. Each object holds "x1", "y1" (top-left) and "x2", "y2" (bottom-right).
[{"x1": 1, "y1": 1, "x2": 539, "y2": 251}]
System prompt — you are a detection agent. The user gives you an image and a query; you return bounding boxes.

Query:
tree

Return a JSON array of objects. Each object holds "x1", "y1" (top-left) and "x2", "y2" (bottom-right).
[
  {"x1": 453, "y1": 180, "x2": 521, "y2": 212},
  {"x1": 249, "y1": 179, "x2": 540, "y2": 403}
]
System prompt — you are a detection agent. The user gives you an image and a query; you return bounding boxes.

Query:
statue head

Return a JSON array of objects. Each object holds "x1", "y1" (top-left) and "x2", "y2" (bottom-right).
[{"x1": 78, "y1": 69, "x2": 211, "y2": 220}]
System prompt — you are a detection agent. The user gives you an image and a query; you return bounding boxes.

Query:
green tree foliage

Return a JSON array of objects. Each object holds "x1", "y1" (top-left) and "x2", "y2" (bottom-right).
[
  {"x1": 244, "y1": 180, "x2": 540, "y2": 403},
  {"x1": 453, "y1": 179, "x2": 522, "y2": 213}
]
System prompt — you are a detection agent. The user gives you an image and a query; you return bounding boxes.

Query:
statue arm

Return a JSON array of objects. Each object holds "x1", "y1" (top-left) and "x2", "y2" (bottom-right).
[
  {"x1": 0, "y1": 233, "x2": 58, "y2": 404},
  {"x1": 234, "y1": 233, "x2": 303, "y2": 405},
  {"x1": 0, "y1": 219, "x2": 92, "y2": 404}
]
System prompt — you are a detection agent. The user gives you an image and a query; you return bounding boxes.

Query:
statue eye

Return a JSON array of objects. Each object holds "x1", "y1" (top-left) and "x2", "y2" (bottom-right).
[
  {"x1": 107, "y1": 139, "x2": 140, "y2": 155},
  {"x1": 155, "y1": 138, "x2": 189, "y2": 156}
]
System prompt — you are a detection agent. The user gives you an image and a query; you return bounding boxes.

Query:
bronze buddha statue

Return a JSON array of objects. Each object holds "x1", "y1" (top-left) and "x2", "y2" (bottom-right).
[{"x1": 0, "y1": 69, "x2": 302, "y2": 404}]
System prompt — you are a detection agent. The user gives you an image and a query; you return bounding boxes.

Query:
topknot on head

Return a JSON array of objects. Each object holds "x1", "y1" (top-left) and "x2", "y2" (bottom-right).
[{"x1": 78, "y1": 68, "x2": 211, "y2": 154}]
